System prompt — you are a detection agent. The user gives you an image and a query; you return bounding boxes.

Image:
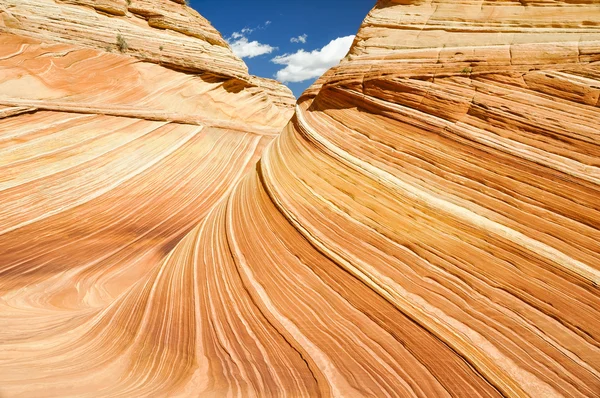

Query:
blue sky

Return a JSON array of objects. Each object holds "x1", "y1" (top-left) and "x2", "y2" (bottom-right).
[{"x1": 189, "y1": 1, "x2": 375, "y2": 98}]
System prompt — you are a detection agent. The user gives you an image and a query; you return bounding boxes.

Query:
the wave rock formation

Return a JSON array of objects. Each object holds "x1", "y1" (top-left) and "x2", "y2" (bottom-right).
[{"x1": 1, "y1": 0, "x2": 600, "y2": 397}]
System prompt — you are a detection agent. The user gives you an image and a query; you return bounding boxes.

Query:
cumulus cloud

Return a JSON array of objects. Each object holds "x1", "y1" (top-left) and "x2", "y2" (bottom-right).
[
  {"x1": 272, "y1": 35, "x2": 354, "y2": 83},
  {"x1": 226, "y1": 23, "x2": 276, "y2": 59},
  {"x1": 290, "y1": 34, "x2": 308, "y2": 44},
  {"x1": 229, "y1": 37, "x2": 276, "y2": 59}
]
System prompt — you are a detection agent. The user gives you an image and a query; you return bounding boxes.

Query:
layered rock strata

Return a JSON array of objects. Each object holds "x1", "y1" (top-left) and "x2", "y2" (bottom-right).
[
  {"x1": 0, "y1": 1, "x2": 294, "y2": 395},
  {"x1": 1, "y1": 0, "x2": 600, "y2": 397},
  {"x1": 1, "y1": 0, "x2": 246, "y2": 78}
]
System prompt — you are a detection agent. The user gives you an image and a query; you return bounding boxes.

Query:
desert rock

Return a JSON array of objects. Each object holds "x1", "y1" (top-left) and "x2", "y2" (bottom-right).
[{"x1": 1, "y1": 0, "x2": 599, "y2": 397}]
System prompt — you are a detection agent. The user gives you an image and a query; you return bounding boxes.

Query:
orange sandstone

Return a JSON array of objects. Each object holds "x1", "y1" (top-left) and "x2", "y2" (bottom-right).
[{"x1": 0, "y1": 0, "x2": 599, "y2": 397}]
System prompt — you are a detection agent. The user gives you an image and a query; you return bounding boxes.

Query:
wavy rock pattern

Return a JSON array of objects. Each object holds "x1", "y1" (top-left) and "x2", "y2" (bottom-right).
[
  {"x1": 1, "y1": 0, "x2": 600, "y2": 397},
  {"x1": 0, "y1": 0, "x2": 246, "y2": 78}
]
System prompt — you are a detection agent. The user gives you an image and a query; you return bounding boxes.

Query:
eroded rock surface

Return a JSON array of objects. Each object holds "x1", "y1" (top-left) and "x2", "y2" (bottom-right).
[
  {"x1": 1, "y1": 0, "x2": 600, "y2": 397},
  {"x1": 1, "y1": 0, "x2": 247, "y2": 78}
]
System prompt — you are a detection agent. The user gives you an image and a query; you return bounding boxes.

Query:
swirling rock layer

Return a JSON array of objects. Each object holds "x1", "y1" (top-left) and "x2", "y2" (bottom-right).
[
  {"x1": 1, "y1": 0, "x2": 246, "y2": 78},
  {"x1": 2, "y1": 0, "x2": 600, "y2": 397}
]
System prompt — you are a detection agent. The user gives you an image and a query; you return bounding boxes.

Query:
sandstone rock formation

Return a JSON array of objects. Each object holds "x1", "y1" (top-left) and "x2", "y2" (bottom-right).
[
  {"x1": 1, "y1": 0, "x2": 600, "y2": 397},
  {"x1": 1, "y1": 0, "x2": 246, "y2": 78}
]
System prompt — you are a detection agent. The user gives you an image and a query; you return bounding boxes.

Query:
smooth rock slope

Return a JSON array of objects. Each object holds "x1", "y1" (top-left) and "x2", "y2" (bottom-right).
[{"x1": 1, "y1": 0, "x2": 600, "y2": 397}]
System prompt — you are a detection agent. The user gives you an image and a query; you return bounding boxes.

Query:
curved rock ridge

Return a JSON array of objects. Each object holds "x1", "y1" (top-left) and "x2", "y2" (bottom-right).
[
  {"x1": 0, "y1": 34, "x2": 292, "y2": 132},
  {"x1": 2, "y1": 0, "x2": 600, "y2": 397},
  {"x1": 0, "y1": 0, "x2": 246, "y2": 79},
  {"x1": 0, "y1": 0, "x2": 296, "y2": 117},
  {"x1": 250, "y1": 76, "x2": 297, "y2": 111}
]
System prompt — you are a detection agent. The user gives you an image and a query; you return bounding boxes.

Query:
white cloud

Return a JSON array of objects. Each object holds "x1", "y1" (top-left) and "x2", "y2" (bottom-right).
[
  {"x1": 272, "y1": 35, "x2": 354, "y2": 83},
  {"x1": 226, "y1": 23, "x2": 276, "y2": 59},
  {"x1": 228, "y1": 37, "x2": 276, "y2": 59},
  {"x1": 290, "y1": 34, "x2": 307, "y2": 44}
]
